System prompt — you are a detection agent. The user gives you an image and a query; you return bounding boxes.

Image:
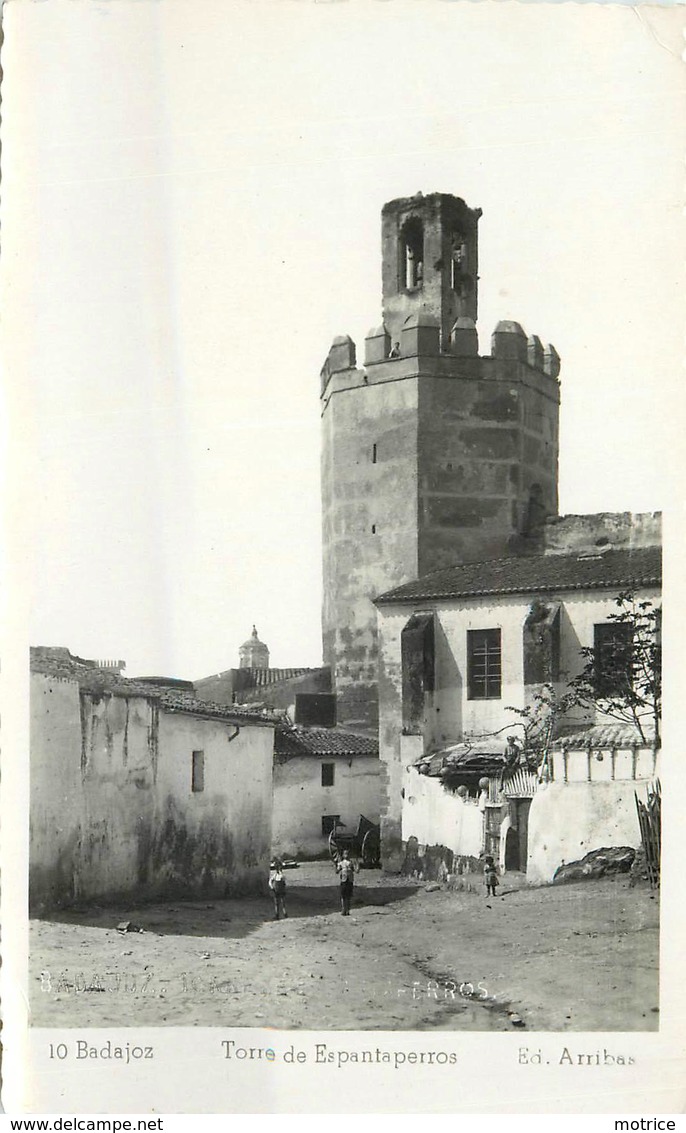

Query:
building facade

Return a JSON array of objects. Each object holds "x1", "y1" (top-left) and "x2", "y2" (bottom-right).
[
  {"x1": 321, "y1": 192, "x2": 561, "y2": 732},
  {"x1": 375, "y1": 535, "x2": 661, "y2": 874},
  {"x1": 272, "y1": 724, "x2": 379, "y2": 860},
  {"x1": 401, "y1": 731, "x2": 659, "y2": 886},
  {"x1": 30, "y1": 648, "x2": 275, "y2": 912}
]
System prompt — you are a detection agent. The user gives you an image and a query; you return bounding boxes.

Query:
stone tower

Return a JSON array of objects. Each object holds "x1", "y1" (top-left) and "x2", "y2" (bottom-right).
[
  {"x1": 320, "y1": 192, "x2": 561, "y2": 732},
  {"x1": 239, "y1": 626, "x2": 269, "y2": 670}
]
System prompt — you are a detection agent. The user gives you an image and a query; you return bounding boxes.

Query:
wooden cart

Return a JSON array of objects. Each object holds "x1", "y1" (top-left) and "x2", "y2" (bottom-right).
[{"x1": 328, "y1": 814, "x2": 381, "y2": 869}]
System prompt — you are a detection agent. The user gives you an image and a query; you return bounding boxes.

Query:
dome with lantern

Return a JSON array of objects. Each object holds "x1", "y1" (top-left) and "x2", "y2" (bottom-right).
[{"x1": 238, "y1": 626, "x2": 270, "y2": 670}]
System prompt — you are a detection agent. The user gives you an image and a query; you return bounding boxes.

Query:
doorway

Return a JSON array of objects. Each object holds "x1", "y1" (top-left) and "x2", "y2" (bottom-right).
[{"x1": 504, "y1": 798, "x2": 531, "y2": 872}]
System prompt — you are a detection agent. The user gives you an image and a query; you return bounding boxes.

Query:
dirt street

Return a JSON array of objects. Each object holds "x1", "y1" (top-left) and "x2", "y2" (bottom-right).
[{"x1": 30, "y1": 863, "x2": 659, "y2": 1032}]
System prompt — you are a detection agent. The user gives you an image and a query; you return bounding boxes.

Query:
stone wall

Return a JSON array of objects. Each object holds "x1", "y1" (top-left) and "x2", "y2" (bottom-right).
[
  {"x1": 402, "y1": 837, "x2": 483, "y2": 887},
  {"x1": 321, "y1": 368, "x2": 420, "y2": 731},
  {"x1": 321, "y1": 339, "x2": 560, "y2": 732},
  {"x1": 416, "y1": 356, "x2": 559, "y2": 575},
  {"x1": 543, "y1": 512, "x2": 662, "y2": 556}
]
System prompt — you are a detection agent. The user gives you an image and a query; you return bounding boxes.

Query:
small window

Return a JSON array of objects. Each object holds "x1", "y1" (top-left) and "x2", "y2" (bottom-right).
[
  {"x1": 191, "y1": 750, "x2": 205, "y2": 792},
  {"x1": 371, "y1": 524, "x2": 377, "y2": 534},
  {"x1": 593, "y1": 623, "x2": 633, "y2": 698},
  {"x1": 467, "y1": 629, "x2": 502, "y2": 700},
  {"x1": 372, "y1": 444, "x2": 377, "y2": 464},
  {"x1": 321, "y1": 762, "x2": 335, "y2": 787},
  {"x1": 322, "y1": 814, "x2": 340, "y2": 837}
]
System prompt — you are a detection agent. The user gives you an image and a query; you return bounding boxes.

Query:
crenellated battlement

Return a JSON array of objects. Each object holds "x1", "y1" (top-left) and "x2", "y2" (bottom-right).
[
  {"x1": 321, "y1": 190, "x2": 559, "y2": 395},
  {"x1": 95, "y1": 658, "x2": 127, "y2": 674},
  {"x1": 320, "y1": 316, "x2": 560, "y2": 401}
]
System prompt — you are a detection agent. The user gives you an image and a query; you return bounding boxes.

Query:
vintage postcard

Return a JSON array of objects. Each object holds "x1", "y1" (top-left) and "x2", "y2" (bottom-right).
[{"x1": 1, "y1": 0, "x2": 685, "y2": 1116}]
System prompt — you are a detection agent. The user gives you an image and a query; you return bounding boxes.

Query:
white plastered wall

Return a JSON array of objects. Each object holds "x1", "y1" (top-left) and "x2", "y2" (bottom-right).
[
  {"x1": 402, "y1": 766, "x2": 484, "y2": 859},
  {"x1": 272, "y1": 755, "x2": 380, "y2": 859},
  {"x1": 30, "y1": 672, "x2": 274, "y2": 906},
  {"x1": 527, "y1": 776, "x2": 653, "y2": 885}
]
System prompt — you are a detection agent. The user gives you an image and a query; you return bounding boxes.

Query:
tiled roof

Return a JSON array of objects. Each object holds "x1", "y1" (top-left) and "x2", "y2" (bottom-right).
[
  {"x1": 194, "y1": 666, "x2": 326, "y2": 691},
  {"x1": 375, "y1": 546, "x2": 661, "y2": 605},
  {"x1": 135, "y1": 676, "x2": 195, "y2": 691},
  {"x1": 154, "y1": 690, "x2": 277, "y2": 726},
  {"x1": 553, "y1": 723, "x2": 657, "y2": 749},
  {"x1": 245, "y1": 667, "x2": 324, "y2": 688},
  {"x1": 274, "y1": 723, "x2": 378, "y2": 758},
  {"x1": 414, "y1": 738, "x2": 506, "y2": 778},
  {"x1": 30, "y1": 647, "x2": 276, "y2": 727}
]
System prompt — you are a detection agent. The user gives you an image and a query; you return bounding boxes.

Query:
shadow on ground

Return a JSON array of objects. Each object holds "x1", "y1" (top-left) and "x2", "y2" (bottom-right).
[{"x1": 33, "y1": 880, "x2": 421, "y2": 942}]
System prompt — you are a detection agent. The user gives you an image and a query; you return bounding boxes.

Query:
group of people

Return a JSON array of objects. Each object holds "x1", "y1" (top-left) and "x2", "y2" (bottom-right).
[
  {"x1": 268, "y1": 849, "x2": 357, "y2": 920},
  {"x1": 268, "y1": 849, "x2": 501, "y2": 915}
]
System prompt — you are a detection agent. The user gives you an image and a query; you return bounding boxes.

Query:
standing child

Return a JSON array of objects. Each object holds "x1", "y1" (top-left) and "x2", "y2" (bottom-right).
[
  {"x1": 269, "y1": 858, "x2": 287, "y2": 920},
  {"x1": 336, "y1": 849, "x2": 356, "y2": 916},
  {"x1": 484, "y1": 855, "x2": 499, "y2": 898}
]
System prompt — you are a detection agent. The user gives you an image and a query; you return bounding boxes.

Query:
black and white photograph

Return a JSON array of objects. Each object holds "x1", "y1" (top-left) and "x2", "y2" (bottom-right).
[{"x1": 1, "y1": 0, "x2": 684, "y2": 1114}]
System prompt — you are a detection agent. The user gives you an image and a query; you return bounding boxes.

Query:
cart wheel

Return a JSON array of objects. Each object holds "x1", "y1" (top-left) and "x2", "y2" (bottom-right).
[
  {"x1": 328, "y1": 830, "x2": 339, "y2": 863},
  {"x1": 361, "y1": 829, "x2": 379, "y2": 869}
]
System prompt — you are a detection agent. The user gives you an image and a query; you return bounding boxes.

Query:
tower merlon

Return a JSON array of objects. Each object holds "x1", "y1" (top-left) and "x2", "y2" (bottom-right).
[
  {"x1": 491, "y1": 320, "x2": 528, "y2": 362},
  {"x1": 321, "y1": 335, "x2": 358, "y2": 393},
  {"x1": 401, "y1": 310, "x2": 440, "y2": 357},
  {"x1": 327, "y1": 334, "x2": 356, "y2": 372},
  {"x1": 490, "y1": 321, "x2": 561, "y2": 379},
  {"x1": 527, "y1": 334, "x2": 544, "y2": 369},
  {"x1": 364, "y1": 324, "x2": 391, "y2": 366},
  {"x1": 543, "y1": 344, "x2": 561, "y2": 379},
  {"x1": 449, "y1": 316, "x2": 479, "y2": 357}
]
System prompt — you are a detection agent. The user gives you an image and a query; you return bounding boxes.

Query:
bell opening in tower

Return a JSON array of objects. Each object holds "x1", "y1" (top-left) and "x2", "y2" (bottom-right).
[
  {"x1": 450, "y1": 231, "x2": 467, "y2": 291},
  {"x1": 400, "y1": 217, "x2": 424, "y2": 291}
]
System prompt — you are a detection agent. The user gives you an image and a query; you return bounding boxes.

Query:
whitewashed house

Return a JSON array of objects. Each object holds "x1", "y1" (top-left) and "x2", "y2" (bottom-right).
[
  {"x1": 30, "y1": 647, "x2": 275, "y2": 911},
  {"x1": 374, "y1": 535, "x2": 661, "y2": 882},
  {"x1": 272, "y1": 723, "x2": 379, "y2": 859}
]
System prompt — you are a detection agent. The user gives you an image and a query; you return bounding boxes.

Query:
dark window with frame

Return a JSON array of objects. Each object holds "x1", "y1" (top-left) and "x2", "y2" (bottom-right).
[
  {"x1": 593, "y1": 622, "x2": 633, "y2": 697},
  {"x1": 191, "y1": 750, "x2": 205, "y2": 793},
  {"x1": 523, "y1": 601, "x2": 561, "y2": 685},
  {"x1": 401, "y1": 613, "x2": 435, "y2": 734},
  {"x1": 321, "y1": 814, "x2": 340, "y2": 837},
  {"x1": 321, "y1": 762, "x2": 335, "y2": 787},
  {"x1": 467, "y1": 629, "x2": 502, "y2": 700}
]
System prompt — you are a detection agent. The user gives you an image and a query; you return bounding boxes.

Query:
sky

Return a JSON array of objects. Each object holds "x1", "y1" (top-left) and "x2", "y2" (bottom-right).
[{"x1": 3, "y1": 0, "x2": 685, "y2": 680}]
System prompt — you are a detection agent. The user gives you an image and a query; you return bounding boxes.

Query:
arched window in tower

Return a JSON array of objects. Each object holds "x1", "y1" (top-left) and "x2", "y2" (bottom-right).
[
  {"x1": 400, "y1": 217, "x2": 424, "y2": 290},
  {"x1": 451, "y1": 231, "x2": 468, "y2": 292}
]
